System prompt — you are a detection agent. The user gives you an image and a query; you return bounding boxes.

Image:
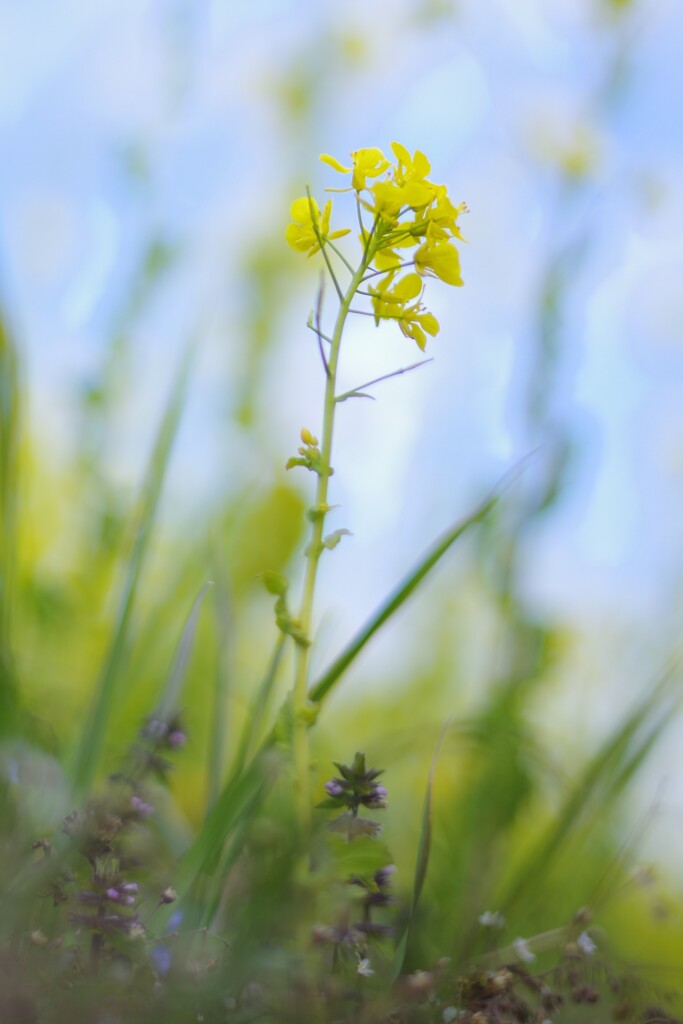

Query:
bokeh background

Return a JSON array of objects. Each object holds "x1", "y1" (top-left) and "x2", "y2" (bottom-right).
[{"x1": 1, "y1": 0, "x2": 683, "y2": 979}]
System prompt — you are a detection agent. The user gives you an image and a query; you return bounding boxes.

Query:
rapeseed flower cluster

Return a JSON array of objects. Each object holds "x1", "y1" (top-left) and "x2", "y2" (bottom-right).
[{"x1": 286, "y1": 143, "x2": 466, "y2": 350}]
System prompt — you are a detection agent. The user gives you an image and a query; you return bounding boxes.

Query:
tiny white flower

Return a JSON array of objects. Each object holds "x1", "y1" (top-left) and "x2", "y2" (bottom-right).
[
  {"x1": 356, "y1": 957, "x2": 374, "y2": 977},
  {"x1": 478, "y1": 910, "x2": 506, "y2": 929},
  {"x1": 577, "y1": 930, "x2": 596, "y2": 955},
  {"x1": 442, "y1": 1007, "x2": 460, "y2": 1023},
  {"x1": 513, "y1": 936, "x2": 536, "y2": 963}
]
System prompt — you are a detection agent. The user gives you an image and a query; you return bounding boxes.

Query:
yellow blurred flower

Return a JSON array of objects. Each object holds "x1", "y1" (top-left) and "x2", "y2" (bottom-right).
[
  {"x1": 369, "y1": 271, "x2": 440, "y2": 351},
  {"x1": 321, "y1": 147, "x2": 391, "y2": 190},
  {"x1": 414, "y1": 239, "x2": 463, "y2": 286},
  {"x1": 285, "y1": 196, "x2": 350, "y2": 256}
]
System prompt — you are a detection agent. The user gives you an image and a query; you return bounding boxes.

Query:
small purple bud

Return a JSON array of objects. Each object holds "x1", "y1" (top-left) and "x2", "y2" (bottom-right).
[
  {"x1": 131, "y1": 795, "x2": 155, "y2": 817},
  {"x1": 167, "y1": 730, "x2": 186, "y2": 749},
  {"x1": 121, "y1": 882, "x2": 139, "y2": 893},
  {"x1": 106, "y1": 887, "x2": 121, "y2": 901},
  {"x1": 372, "y1": 785, "x2": 388, "y2": 799},
  {"x1": 374, "y1": 864, "x2": 397, "y2": 888},
  {"x1": 325, "y1": 780, "x2": 344, "y2": 797}
]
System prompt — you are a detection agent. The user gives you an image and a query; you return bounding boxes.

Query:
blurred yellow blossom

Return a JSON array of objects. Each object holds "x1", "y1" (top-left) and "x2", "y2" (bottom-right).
[{"x1": 285, "y1": 196, "x2": 350, "y2": 256}]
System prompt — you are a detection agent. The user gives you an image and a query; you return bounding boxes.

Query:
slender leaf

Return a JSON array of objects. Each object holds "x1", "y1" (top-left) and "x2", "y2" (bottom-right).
[
  {"x1": 233, "y1": 634, "x2": 287, "y2": 773},
  {"x1": 69, "y1": 344, "x2": 194, "y2": 797},
  {"x1": 498, "y1": 668, "x2": 679, "y2": 913},
  {"x1": 156, "y1": 580, "x2": 212, "y2": 724},
  {"x1": 391, "y1": 723, "x2": 448, "y2": 980},
  {"x1": 168, "y1": 749, "x2": 275, "y2": 929},
  {"x1": 308, "y1": 493, "x2": 498, "y2": 704},
  {"x1": 208, "y1": 543, "x2": 233, "y2": 809}
]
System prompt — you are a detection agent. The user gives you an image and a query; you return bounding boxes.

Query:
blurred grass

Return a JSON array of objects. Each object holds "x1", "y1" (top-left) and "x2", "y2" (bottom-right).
[
  {"x1": 0, "y1": 301, "x2": 20, "y2": 737},
  {"x1": 69, "y1": 344, "x2": 194, "y2": 799}
]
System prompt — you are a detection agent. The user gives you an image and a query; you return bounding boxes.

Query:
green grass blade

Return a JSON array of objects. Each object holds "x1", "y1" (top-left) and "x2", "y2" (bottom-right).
[
  {"x1": 498, "y1": 668, "x2": 679, "y2": 914},
  {"x1": 391, "y1": 723, "x2": 448, "y2": 981},
  {"x1": 208, "y1": 545, "x2": 232, "y2": 809},
  {"x1": 233, "y1": 635, "x2": 286, "y2": 773},
  {"x1": 308, "y1": 492, "x2": 498, "y2": 705},
  {"x1": 166, "y1": 749, "x2": 276, "y2": 929},
  {"x1": 69, "y1": 345, "x2": 194, "y2": 798},
  {"x1": 156, "y1": 580, "x2": 212, "y2": 724}
]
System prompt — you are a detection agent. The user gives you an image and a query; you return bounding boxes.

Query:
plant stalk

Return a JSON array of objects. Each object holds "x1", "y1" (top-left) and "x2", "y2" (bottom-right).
[{"x1": 292, "y1": 253, "x2": 372, "y2": 834}]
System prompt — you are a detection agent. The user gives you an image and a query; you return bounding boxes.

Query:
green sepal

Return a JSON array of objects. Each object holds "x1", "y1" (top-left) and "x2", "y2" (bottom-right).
[{"x1": 322, "y1": 528, "x2": 352, "y2": 551}]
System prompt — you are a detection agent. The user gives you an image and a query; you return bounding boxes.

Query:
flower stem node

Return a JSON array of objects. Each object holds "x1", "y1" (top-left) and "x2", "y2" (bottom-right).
[
  {"x1": 305, "y1": 502, "x2": 338, "y2": 523},
  {"x1": 261, "y1": 571, "x2": 311, "y2": 646},
  {"x1": 286, "y1": 430, "x2": 330, "y2": 475},
  {"x1": 296, "y1": 702, "x2": 320, "y2": 728}
]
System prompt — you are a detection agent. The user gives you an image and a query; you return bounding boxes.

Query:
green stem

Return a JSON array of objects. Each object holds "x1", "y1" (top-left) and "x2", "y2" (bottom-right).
[{"x1": 292, "y1": 251, "x2": 372, "y2": 835}]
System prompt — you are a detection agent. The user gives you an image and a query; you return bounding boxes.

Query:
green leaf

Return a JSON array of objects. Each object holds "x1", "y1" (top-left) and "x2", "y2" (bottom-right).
[
  {"x1": 497, "y1": 667, "x2": 680, "y2": 914},
  {"x1": 309, "y1": 491, "x2": 498, "y2": 704},
  {"x1": 155, "y1": 581, "x2": 212, "y2": 725},
  {"x1": 69, "y1": 344, "x2": 193, "y2": 798},
  {"x1": 328, "y1": 835, "x2": 393, "y2": 879},
  {"x1": 391, "y1": 723, "x2": 447, "y2": 980},
  {"x1": 232, "y1": 636, "x2": 287, "y2": 772},
  {"x1": 169, "y1": 748, "x2": 281, "y2": 929}
]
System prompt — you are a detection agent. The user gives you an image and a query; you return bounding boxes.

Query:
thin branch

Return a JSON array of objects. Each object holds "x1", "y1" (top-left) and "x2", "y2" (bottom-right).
[
  {"x1": 336, "y1": 359, "x2": 433, "y2": 403},
  {"x1": 307, "y1": 186, "x2": 343, "y2": 301},
  {"x1": 355, "y1": 194, "x2": 366, "y2": 241},
  {"x1": 315, "y1": 274, "x2": 330, "y2": 378},
  {"x1": 306, "y1": 320, "x2": 334, "y2": 345},
  {"x1": 326, "y1": 240, "x2": 354, "y2": 275},
  {"x1": 361, "y1": 260, "x2": 416, "y2": 283}
]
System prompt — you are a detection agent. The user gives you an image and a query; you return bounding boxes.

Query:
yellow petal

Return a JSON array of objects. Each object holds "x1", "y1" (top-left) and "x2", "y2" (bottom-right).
[
  {"x1": 290, "y1": 196, "x2": 319, "y2": 222},
  {"x1": 392, "y1": 273, "x2": 422, "y2": 301},
  {"x1": 415, "y1": 241, "x2": 463, "y2": 286},
  {"x1": 320, "y1": 153, "x2": 351, "y2": 173},
  {"x1": 413, "y1": 150, "x2": 431, "y2": 177},
  {"x1": 285, "y1": 224, "x2": 313, "y2": 252},
  {"x1": 374, "y1": 248, "x2": 401, "y2": 271},
  {"x1": 391, "y1": 141, "x2": 411, "y2": 167},
  {"x1": 419, "y1": 312, "x2": 439, "y2": 336}
]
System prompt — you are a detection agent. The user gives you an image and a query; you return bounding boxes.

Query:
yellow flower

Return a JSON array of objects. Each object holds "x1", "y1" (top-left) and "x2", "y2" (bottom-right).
[
  {"x1": 391, "y1": 141, "x2": 431, "y2": 182},
  {"x1": 422, "y1": 189, "x2": 468, "y2": 241},
  {"x1": 414, "y1": 239, "x2": 463, "y2": 286},
  {"x1": 285, "y1": 196, "x2": 350, "y2": 256},
  {"x1": 320, "y1": 148, "x2": 391, "y2": 190},
  {"x1": 369, "y1": 272, "x2": 440, "y2": 351}
]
